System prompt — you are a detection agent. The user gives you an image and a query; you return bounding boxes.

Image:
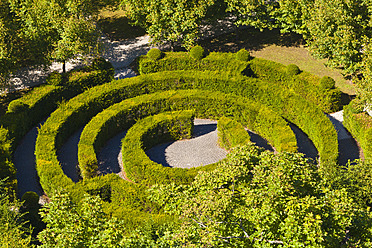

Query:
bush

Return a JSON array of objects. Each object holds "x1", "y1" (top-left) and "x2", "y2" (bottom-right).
[
  {"x1": 138, "y1": 52, "x2": 248, "y2": 75},
  {"x1": 91, "y1": 57, "x2": 113, "y2": 71},
  {"x1": 236, "y1": 49, "x2": 251, "y2": 62},
  {"x1": 287, "y1": 64, "x2": 301, "y2": 75},
  {"x1": 320, "y1": 76, "x2": 336, "y2": 89},
  {"x1": 218, "y1": 117, "x2": 251, "y2": 150},
  {"x1": 46, "y1": 71, "x2": 65, "y2": 86},
  {"x1": 147, "y1": 48, "x2": 163, "y2": 61},
  {"x1": 189, "y1": 45, "x2": 205, "y2": 60},
  {"x1": 7, "y1": 100, "x2": 29, "y2": 113},
  {"x1": 21, "y1": 191, "x2": 39, "y2": 210}
]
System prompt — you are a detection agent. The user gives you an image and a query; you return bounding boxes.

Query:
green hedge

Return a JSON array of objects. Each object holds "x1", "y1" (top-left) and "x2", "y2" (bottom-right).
[
  {"x1": 121, "y1": 110, "x2": 195, "y2": 185},
  {"x1": 217, "y1": 117, "x2": 251, "y2": 150},
  {"x1": 79, "y1": 109, "x2": 194, "y2": 179},
  {"x1": 35, "y1": 88, "x2": 295, "y2": 224},
  {"x1": 344, "y1": 100, "x2": 372, "y2": 162},
  {"x1": 36, "y1": 85, "x2": 294, "y2": 194},
  {"x1": 138, "y1": 51, "x2": 341, "y2": 113},
  {"x1": 249, "y1": 58, "x2": 341, "y2": 113},
  {"x1": 138, "y1": 51, "x2": 248, "y2": 75},
  {"x1": 122, "y1": 70, "x2": 337, "y2": 168},
  {"x1": 0, "y1": 64, "x2": 114, "y2": 194}
]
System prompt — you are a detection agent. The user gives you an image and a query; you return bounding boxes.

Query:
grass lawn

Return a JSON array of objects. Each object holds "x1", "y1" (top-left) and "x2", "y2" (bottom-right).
[{"x1": 97, "y1": 9, "x2": 146, "y2": 41}]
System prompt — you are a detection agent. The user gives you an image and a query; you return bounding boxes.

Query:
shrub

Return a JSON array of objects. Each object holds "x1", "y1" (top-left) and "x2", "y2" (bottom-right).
[
  {"x1": 147, "y1": 48, "x2": 163, "y2": 61},
  {"x1": 189, "y1": 45, "x2": 205, "y2": 60},
  {"x1": 236, "y1": 49, "x2": 251, "y2": 62},
  {"x1": 218, "y1": 117, "x2": 251, "y2": 150},
  {"x1": 7, "y1": 100, "x2": 29, "y2": 113},
  {"x1": 91, "y1": 57, "x2": 113, "y2": 71},
  {"x1": 320, "y1": 76, "x2": 336, "y2": 89},
  {"x1": 21, "y1": 191, "x2": 39, "y2": 210},
  {"x1": 287, "y1": 64, "x2": 301, "y2": 75},
  {"x1": 46, "y1": 71, "x2": 65, "y2": 86}
]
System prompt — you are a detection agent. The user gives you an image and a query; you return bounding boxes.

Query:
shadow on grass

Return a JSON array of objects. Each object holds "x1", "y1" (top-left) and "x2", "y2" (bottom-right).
[
  {"x1": 199, "y1": 27, "x2": 304, "y2": 53},
  {"x1": 98, "y1": 16, "x2": 146, "y2": 41}
]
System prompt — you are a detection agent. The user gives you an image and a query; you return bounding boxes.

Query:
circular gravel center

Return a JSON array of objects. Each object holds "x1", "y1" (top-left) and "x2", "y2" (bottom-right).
[{"x1": 146, "y1": 119, "x2": 228, "y2": 168}]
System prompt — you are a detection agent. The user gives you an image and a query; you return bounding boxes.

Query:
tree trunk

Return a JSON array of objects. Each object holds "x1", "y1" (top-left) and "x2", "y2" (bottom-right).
[{"x1": 62, "y1": 61, "x2": 66, "y2": 74}]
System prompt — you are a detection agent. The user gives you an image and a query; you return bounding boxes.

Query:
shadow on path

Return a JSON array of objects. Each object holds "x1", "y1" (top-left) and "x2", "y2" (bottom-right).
[
  {"x1": 289, "y1": 123, "x2": 319, "y2": 161},
  {"x1": 14, "y1": 124, "x2": 44, "y2": 197},
  {"x1": 327, "y1": 114, "x2": 361, "y2": 166},
  {"x1": 98, "y1": 132, "x2": 127, "y2": 175},
  {"x1": 57, "y1": 128, "x2": 83, "y2": 183}
]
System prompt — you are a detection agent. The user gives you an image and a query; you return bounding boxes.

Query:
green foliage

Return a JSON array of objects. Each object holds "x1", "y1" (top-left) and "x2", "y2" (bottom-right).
[
  {"x1": 7, "y1": 100, "x2": 29, "y2": 113},
  {"x1": 46, "y1": 71, "x2": 64, "y2": 86},
  {"x1": 0, "y1": 179, "x2": 32, "y2": 247},
  {"x1": 38, "y1": 191, "x2": 127, "y2": 247},
  {"x1": 121, "y1": 0, "x2": 215, "y2": 49},
  {"x1": 320, "y1": 76, "x2": 336, "y2": 90},
  {"x1": 344, "y1": 99, "x2": 372, "y2": 162},
  {"x1": 90, "y1": 57, "x2": 113, "y2": 71},
  {"x1": 235, "y1": 48, "x2": 251, "y2": 62},
  {"x1": 121, "y1": 110, "x2": 195, "y2": 185},
  {"x1": 189, "y1": 45, "x2": 205, "y2": 60},
  {"x1": 138, "y1": 51, "x2": 248, "y2": 75},
  {"x1": 286, "y1": 63, "x2": 301, "y2": 75},
  {"x1": 146, "y1": 48, "x2": 162, "y2": 61},
  {"x1": 138, "y1": 52, "x2": 342, "y2": 113},
  {"x1": 303, "y1": 0, "x2": 371, "y2": 74},
  {"x1": 0, "y1": 64, "x2": 114, "y2": 193},
  {"x1": 149, "y1": 144, "x2": 372, "y2": 247},
  {"x1": 38, "y1": 82, "x2": 294, "y2": 195},
  {"x1": 217, "y1": 116, "x2": 251, "y2": 150}
]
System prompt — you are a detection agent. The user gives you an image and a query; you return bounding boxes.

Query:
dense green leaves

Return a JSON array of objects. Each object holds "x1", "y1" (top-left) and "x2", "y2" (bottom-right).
[
  {"x1": 121, "y1": 0, "x2": 215, "y2": 49},
  {"x1": 149, "y1": 145, "x2": 372, "y2": 247},
  {"x1": 38, "y1": 191, "x2": 126, "y2": 247}
]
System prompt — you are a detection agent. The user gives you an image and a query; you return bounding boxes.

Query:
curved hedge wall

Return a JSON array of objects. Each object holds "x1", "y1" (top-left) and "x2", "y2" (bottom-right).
[
  {"x1": 121, "y1": 110, "x2": 195, "y2": 185},
  {"x1": 344, "y1": 100, "x2": 372, "y2": 162},
  {"x1": 37, "y1": 86, "x2": 295, "y2": 195},
  {"x1": 138, "y1": 51, "x2": 342, "y2": 113},
  {"x1": 77, "y1": 89, "x2": 293, "y2": 183},
  {"x1": 0, "y1": 65, "x2": 114, "y2": 194},
  {"x1": 125, "y1": 70, "x2": 338, "y2": 169}
]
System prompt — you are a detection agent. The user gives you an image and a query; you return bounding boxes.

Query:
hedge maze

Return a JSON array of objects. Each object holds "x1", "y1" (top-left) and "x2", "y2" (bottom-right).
[{"x1": 0, "y1": 48, "x2": 346, "y2": 228}]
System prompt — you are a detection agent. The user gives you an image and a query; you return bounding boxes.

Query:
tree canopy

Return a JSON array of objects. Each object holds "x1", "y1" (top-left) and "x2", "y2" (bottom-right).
[{"x1": 149, "y1": 145, "x2": 372, "y2": 247}]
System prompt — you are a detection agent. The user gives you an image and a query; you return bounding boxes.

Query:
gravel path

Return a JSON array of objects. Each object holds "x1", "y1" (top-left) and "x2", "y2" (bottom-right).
[{"x1": 328, "y1": 111, "x2": 361, "y2": 165}]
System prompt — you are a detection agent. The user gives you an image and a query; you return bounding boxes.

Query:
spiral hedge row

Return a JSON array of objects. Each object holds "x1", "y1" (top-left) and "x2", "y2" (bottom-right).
[{"x1": 0, "y1": 49, "x2": 346, "y2": 228}]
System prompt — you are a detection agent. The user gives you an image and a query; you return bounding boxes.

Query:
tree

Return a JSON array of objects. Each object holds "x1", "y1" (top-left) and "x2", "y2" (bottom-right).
[
  {"x1": 120, "y1": 0, "x2": 217, "y2": 49},
  {"x1": 37, "y1": 191, "x2": 127, "y2": 248},
  {"x1": 149, "y1": 145, "x2": 372, "y2": 247},
  {"x1": 225, "y1": 0, "x2": 279, "y2": 30},
  {"x1": 303, "y1": 0, "x2": 371, "y2": 75},
  {"x1": 7, "y1": 0, "x2": 109, "y2": 74},
  {"x1": 0, "y1": 0, "x2": 47, "y2": 87},
  {"x1": 0, "y1": 179, "x2": 33, "y2": 248}
]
